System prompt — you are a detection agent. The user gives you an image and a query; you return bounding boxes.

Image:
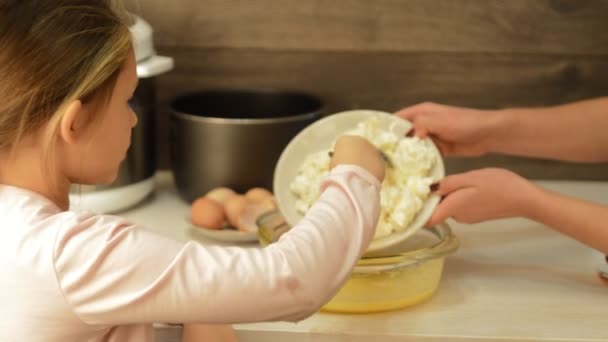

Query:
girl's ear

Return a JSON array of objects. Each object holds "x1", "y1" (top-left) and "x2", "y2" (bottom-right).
[{"x1": 58, "y1": 100, "x2": 85, "y2": 145}]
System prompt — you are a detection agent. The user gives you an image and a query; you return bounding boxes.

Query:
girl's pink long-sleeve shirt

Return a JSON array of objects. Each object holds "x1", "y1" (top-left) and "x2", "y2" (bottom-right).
[{"x1": 0, "y1": 165, "x2": 380, "y2": 341}]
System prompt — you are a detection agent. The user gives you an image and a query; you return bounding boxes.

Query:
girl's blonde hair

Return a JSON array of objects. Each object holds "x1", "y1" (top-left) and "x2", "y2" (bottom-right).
[{"x1": 0, "y1": 0, "x2": 133, "y2": 158}]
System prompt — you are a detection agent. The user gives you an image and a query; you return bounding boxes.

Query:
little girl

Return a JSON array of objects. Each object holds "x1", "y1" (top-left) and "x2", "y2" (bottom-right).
[{"x1": 0, "y1": 1, "x2": 385, "y2": 341}]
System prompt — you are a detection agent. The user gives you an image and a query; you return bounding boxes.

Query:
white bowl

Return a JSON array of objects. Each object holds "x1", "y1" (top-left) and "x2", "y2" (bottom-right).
[{"x1": 273, "y1": 109, "x2": 445, "y2": 255}]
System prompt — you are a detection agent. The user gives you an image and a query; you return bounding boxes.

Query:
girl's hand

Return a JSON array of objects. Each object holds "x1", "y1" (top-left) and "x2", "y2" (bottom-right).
[
  {"x1": 428, "y1": 168, "x2": 539, "y2": 227},
  {"x1": 396, "y1": 102, "x2": 502, "y2": 157},
  {"x1": 330, "y1": 135, "x2": 386, "y2": 182}
]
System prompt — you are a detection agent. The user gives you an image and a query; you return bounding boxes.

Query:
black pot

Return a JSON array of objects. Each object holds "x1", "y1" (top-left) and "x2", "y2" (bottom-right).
[{"x1": 169, "y1": 88, "x2": 324, "y2": 203}]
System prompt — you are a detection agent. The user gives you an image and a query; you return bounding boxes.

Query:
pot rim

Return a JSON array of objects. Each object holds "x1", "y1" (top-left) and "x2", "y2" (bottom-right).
[{"x1": 169, "y1": 88, "x2": 326, "y2": 125}]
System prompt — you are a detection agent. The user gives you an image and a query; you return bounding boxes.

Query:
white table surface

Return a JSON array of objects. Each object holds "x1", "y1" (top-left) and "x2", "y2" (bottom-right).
[{"x1": 120, "y1": 171, "x2": 608, "y2": 342}]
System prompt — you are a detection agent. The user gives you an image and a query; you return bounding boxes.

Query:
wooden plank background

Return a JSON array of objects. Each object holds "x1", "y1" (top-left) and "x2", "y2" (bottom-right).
[
  {"x1": 126, "y1": 0, "x2": 608, "y2": 179},
  {"x1": 157, "y1": 48, "x2": 608, "y2": 111},
  {"x1": 128, "y1": 0, "x2": 608, "y2": 54}
]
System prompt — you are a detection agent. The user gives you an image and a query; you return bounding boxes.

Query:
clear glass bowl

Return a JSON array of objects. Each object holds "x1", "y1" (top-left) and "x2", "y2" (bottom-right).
[{"x1": 256, "y1": 210, "x2": 459, "y2": 313}]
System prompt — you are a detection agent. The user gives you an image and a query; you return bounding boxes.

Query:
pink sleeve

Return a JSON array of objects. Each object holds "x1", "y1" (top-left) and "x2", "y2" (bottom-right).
[{"x1": 53, "y1": 165, "x2": 380, "y2": 325}]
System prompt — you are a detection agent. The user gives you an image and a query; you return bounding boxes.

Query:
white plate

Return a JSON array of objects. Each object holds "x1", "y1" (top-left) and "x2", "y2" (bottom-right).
[
  {"x1": 273, "y1": 109, "x2": 445, "y2": 255},
  {"x1": 187, "y1": 224, "x2": 259, "y2": 243}
]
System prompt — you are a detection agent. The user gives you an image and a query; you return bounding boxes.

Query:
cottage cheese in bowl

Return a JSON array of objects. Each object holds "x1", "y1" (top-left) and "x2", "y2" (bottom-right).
[
  {"x1": 290, "y1": 116, "x2": 438, "y2": 239},
  {"x1": 274, "y1": 110, "x2": 445, "y2": 253}
]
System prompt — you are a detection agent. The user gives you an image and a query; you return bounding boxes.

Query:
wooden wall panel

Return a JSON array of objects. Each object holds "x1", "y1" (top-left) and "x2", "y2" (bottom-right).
[
  {"x1": 152, "y1": 47, "x2": 608, "y2": 179},
  {"x1": 156, "y1": 48, "x2": 608, "y2": 111},
  {"x1": 447, "y1": 155, "x2": 608, "y2": 181},
  {"x1": 128, "y1": 0, "x2": 608, "y2": 54},
  {"x1": 124, "y1": 0, "x2": 608, "y2": 179}
]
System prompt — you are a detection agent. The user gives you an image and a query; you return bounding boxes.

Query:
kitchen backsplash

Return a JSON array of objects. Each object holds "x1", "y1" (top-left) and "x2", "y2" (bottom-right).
[{"x1": 126, "y1": 0, "x2": 608, "y2": 180}]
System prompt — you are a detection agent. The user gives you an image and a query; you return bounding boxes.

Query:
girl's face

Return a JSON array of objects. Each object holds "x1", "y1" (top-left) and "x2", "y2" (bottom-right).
[{"x1": 75, "y1": 49, "x2": 139, "y2": 185}]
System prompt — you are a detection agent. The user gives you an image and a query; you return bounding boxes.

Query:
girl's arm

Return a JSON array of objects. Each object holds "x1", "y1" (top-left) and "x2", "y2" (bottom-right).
[{"x1": 53, "y1": 165, "x2": 381, "y2": 325}]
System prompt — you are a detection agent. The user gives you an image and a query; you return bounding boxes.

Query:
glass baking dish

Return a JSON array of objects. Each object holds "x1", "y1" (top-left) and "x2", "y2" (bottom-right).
[{"x1": 256, "y1": 210, "x2": 459, "y2": 313}]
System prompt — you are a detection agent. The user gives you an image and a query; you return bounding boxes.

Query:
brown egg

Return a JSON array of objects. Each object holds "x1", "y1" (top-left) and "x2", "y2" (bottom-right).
[
  {"x1": 224, "y1": 195, "x2": 250, "y2": 228},
  {"x1": 205, "y1": 187, "x2": 237, "y2": 205},
  {"x1": 259, "y1": 195, "x2": 277, "y2": 212},
  {"x1": 237, "y1": 202, "x2": 268, "y2": 232},
  {"x1": 245, "y1": 187, "x2": 273, "y2": 203},
  {"x1": 191, "y1": 197, "x2": 225, "y2": 230}
]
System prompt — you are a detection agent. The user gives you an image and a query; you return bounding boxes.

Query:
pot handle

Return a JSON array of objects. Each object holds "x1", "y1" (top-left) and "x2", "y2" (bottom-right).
[{"x1": 137, "y1": 55, "x2": 174, "y2": 78}]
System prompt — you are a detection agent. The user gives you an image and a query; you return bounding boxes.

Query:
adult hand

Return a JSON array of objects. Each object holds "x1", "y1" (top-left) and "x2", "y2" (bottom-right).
[
  {"x1": 428, "y1": 168, "x2": 538, "y2": 227},
  {"x1": 396, "y1": 102, "x2": 501, "y2": 157}
]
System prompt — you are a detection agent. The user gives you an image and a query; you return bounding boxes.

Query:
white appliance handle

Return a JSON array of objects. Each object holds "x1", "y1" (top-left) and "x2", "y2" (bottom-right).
[{"x1": 137, "y1": 55, "x2": 174, "y2": 78}]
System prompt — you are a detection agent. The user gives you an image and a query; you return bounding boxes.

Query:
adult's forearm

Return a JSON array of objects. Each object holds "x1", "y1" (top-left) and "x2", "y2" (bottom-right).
[
  {"x1": 487, "y1": 97, "x2": 608, "y2": 162},
  {"x1": 524, "y1": 186, "x2": 608, "y2": 254}
]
